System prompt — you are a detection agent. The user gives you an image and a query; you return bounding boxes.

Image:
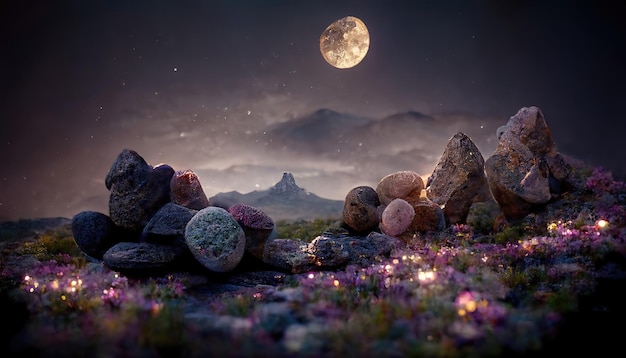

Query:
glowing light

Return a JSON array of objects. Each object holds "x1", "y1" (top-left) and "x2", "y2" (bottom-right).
[
  {"x1": 596, "y1": 219, "x2": 609, "y2": 230},
  {"x1": 61, "y1": 295, "x2": 67, "y2": 301},
  {"x1": 417, "y1": 270, "x2": 437, "y2": 283},
  {"x1": 384, "y1": 264, "x2": 394, "y2": 274},
  {"x1": 547, "y1": 222, "x2": 558, "y2": 232},
  {"x1": 456, "y1": 291, "x2": 479, "y2": 316},
  {"x1": 333, "y1": 280, "x2": 340, "y2": 287},
  {"x1": 151, "y1": 302, "x2": 163, "y2": 315},
  {"x1": 308, "y1": 273, "x2": 315, "y2": 279}
]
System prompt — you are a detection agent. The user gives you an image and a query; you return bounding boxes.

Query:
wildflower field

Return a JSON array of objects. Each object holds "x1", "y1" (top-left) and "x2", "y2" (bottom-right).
[{"x1": 1, "y1": 167, "x2": 625, "y2": 357}]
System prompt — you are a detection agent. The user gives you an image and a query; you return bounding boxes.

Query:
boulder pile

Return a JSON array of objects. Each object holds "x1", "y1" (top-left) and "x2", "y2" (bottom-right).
[{"x1": 72, "y1": 106, "x2": 577, "y2": 276}]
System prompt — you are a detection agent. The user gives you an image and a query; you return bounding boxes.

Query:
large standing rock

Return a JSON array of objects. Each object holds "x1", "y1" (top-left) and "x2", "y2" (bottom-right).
[
  {"x1": 185, "y1": 206, "x2": 246, "y2": 273},
  {"x1": 106, "y1": 149, "x2": 174, "y2": 232},
  {"x1": 485, "y1": 107, "x2": 572, "y2": 220},
  {"x1": 427, "y1": 132, "x2": 487, "y2": 225}
]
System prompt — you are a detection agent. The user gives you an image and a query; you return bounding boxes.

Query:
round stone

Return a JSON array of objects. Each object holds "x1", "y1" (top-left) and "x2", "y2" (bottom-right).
[
  {"x1": 376, "y1": 170, "x2": 424, "y2": 206},
  {"x1": 185, "y1": 206, "x2": 246, "y2": 272},
  {"x1": 380, "y1": 198, "x2": 415, "y2": 236},
  {"x1": 342, "y1": 186, "x2": 380, "y2": 233}
]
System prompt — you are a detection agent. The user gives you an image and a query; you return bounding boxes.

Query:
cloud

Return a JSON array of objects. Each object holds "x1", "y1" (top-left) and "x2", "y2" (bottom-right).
[{"x1": 180, "y1": 108, "x2": 503, "y2": 202}]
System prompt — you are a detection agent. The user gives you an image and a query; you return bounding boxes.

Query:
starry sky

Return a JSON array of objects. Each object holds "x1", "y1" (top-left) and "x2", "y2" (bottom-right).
[{"x1": 1, "y1": 0, "x2": 625, "y2": 222}]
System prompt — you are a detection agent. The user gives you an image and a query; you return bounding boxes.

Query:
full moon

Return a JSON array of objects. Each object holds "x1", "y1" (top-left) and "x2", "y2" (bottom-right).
[{"x1": 320, "y1": 16, "x2": 370, "y2": 69}]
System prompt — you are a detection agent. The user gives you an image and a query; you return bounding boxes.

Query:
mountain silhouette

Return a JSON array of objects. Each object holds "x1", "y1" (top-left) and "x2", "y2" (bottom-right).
[
  {"x1": 262, "y1": 108, "x2": 372, "y2": 151},
  {"x1": 209, "y1": 172, "x2": 344, "y2": 222}
]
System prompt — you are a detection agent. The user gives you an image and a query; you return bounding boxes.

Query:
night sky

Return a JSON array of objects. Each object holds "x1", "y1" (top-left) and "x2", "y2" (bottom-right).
[{"x1": 1, "y1": 0, "x2": 625, "y2": 222}]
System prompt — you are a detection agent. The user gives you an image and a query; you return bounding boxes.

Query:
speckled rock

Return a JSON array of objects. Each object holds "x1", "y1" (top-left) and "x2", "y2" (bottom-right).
[
  {"x1": 170, "y1": 169, "x2": 210, "y2": 210},
  {"x1": 262, "y1": 239, "x2": 316, "y2": 273},
  {"x1": 262, "y1": 232, "x2": 404, "y2": 274},
  {"x1": 71, "y1": 211, "x2": 122, "y2": 260},
  {"x1": 228, "y1": 203, "x2": 275, "y2": 260},
  {"x1": 141, "y1": 202, "x2": 197, "y2": 247},
  {"x1": 376, "y1": 170, "x2": 425, "y2": 206},
  {"x1": 106, "y1": 149, "x2": 174, "y2": 232},
  {"x1": 309, "y1": 236, "x2": 350, "y2": 268},
  {"x1": 485, "y1": 106, "x2": 572, "y2": 220},
  {"x1": 342, "y1": 186, "x2": 380, "y2": 233},
  {"x1": 185, "y1": 206, "x2": 246, "y2": 273},
  {"x1": 102, "y1": 241, "x2": 188, "y2": 273},
  {"x1": 427, "y1": 132, "x2": 487, "y2": 225},
  {"x1": 379, "y1": 198, "x2": 415, "y2": 236}
]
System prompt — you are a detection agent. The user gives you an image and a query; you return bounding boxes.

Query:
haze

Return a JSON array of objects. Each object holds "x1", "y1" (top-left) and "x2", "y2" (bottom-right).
[{"x1": 1, "y1": 0, "x2": 624, "y2": 221}]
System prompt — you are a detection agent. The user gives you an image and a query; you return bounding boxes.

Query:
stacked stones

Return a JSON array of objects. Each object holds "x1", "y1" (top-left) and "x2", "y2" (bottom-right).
[
  {"x1": 72, "y1": 105, "x2": 575, "y2": 276},
  {"x1": 342, "y1": 171, "x2": 446, "y2": 240},
  {"x1": 72, "y1": 149, "x2": 402, "y2": 275},
  {"x1": 72, "y1": 149, "x2": 276, "y2": 274},
  {"x1": 341, "y1": 106, "x2": 574, "y2": 238}
]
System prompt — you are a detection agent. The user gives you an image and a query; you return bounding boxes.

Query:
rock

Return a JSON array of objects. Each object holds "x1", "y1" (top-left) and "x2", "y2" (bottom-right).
[
  {"x1": 102, "y1": 241, "x2": 188, "y2": 273},
  {"x1": 228, "y1": 203, "x2": 275, "y2": 260},
  {"x1": 376, "y1": 170, "x2": 425, "y2": 206},
  {"x1": 185, "y1": 206, "x2": 246, "y2": 273},
  {"x1": 141, "y1": 202, "x2": 197, "y2": 247},
  {"x1": 104, "y1": 148, "x2": 152, "y2": 191},
  {"x1": 106, "y1": 149, "x2": 174, "y2": 232},
  {"x1": 170, "y1": 169, "x2": 210, "y2": 210},
  {"x1": 71, "y1": 211, "x2": 122, "y2": 260},
  {"x1": 342, "y1": 186, "x2": 380, "y2": 233},
  {"x1": 485, "y1": 106, "x2": 572, "y2": 220},
  {"x1": 379, "y1": 198, "x2": 415, "y2": 236},
  {"x1": 263, "y1": 238, "x2": 316, "y2": 273},
  {"x1": 427, "y1": 132, "x2": 487, "y2": 225},
  {"x1": 407, "y1": 195, "x2": 446, "y2": 234},
  {"x1": 262, "y1": 232, "x2": 404, "y2": 274},
  {"x1": 309, "y1": 236, "x2": 350, "y2": 268}
]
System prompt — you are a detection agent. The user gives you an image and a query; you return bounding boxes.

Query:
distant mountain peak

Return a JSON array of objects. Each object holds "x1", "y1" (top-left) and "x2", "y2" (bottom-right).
[{"x1": 270, "y1": 172, "x2": 304, "y2": 195}]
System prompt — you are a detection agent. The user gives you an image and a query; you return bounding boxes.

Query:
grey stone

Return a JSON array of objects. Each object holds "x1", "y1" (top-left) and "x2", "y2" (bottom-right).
[
  {"x1": 142, "y1": 202, "x2": 197, "y2": 246},
  {"x1": 185, "y1": 206, "x2": 246, "y2": 273},
  {"x1": 102, "y1": 241, "x2": 187, "y2": 273},
  {"x1": 106, "y1": 149, "x2": 174, "y2": 232},
  {"x1": 71, "y1": 211, "x2": 121, "y2": 260}
]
